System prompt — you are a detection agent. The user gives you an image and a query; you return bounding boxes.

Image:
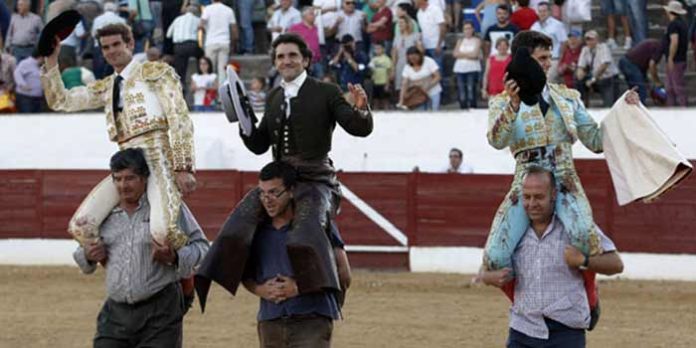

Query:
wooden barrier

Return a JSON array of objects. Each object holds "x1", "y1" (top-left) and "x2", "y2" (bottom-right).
[{"x1": 1, "y1": 161, "x2": 695, "y2": 263}]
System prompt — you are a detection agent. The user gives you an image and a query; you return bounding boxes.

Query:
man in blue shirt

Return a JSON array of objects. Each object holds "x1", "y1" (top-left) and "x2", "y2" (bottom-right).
[
  {"x1": 329, "y1": 34, "x2": 369, "y2": 91},
  {"x1": 242, "y1": 161, "x2": 351, "y2": 348}
]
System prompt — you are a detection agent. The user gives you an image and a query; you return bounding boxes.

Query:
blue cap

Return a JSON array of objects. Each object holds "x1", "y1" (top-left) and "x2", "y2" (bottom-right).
[{"x1": 568, "y1": 29, "x2": 582, "y2": 38}]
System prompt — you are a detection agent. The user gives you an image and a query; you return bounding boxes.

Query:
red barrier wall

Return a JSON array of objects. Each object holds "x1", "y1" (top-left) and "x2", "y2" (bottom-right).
[{"x1": 2, "y1": 160, "x2": 695, "y2": 255}]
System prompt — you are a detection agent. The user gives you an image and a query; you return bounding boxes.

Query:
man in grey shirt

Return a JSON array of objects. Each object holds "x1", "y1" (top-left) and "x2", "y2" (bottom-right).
[
  {"x1": 73, "y1": 148, "x2": 209, "y2": 347},
  {"x1": 6, "y1": 0, "x2": 43, "y2": 63},
  {"x1": 479, "y1": 165, "x2": 624, "y2": 347}
]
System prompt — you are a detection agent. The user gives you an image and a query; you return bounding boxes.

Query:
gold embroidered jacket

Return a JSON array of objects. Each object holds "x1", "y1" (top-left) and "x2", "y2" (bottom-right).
[{"x1": 41, "y1": 62, "x2": 195, "y2": 172}]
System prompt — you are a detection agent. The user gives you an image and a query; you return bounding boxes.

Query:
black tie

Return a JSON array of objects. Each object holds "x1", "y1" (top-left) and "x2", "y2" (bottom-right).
[
  {"x1": 538, "y1": 94, "x2": 549, "y2": 116},
  {"x1": 113, "y1": 75, "x2": 123, "y2": 114}
]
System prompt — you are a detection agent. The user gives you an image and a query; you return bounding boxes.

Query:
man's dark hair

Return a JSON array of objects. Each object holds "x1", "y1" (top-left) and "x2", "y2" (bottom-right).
[
  {"x1": 259, "y1": 161, "x2": 298, "y2": 189},
  {"x1": 96, "y1": 23, "x2": 134, "y2": 45},
  {"x1": 110, "y1": 148, "x2": 150, "y2": 178},
  {"x1": 524, "y1": 165, "x2": 556, "y2": 191},
  {"x1": 397, "y1": 3, "x2": 417, "y2": 20},
  {"x1": 537, "y1": 1, "x2": 550, "y2": 9},
  {"x1": 517, "y1": 0, "x2": 530, "y2": 7},
  {"x1": 496, "y1": 4, "x2": 510, "y2": 13},
  {"x1": 450, "y1": 148, "x2": 463, "y2": 158},
  {"x1": 270, "y1": 33, "x2": 313, "y2": 63},
  {"x1": 510, "y1": 30, "x2": 553, "y2": 56}
]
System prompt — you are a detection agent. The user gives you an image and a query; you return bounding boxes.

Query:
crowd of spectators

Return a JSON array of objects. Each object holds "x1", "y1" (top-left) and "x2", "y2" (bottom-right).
[{"x1": 0, "y1": 0, "x2": 694, "y2": 114}]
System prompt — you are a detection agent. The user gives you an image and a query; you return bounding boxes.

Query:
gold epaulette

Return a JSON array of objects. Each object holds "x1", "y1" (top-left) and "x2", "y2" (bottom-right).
[
  {"x1": 87, "y1": 77, "x2": 112, "y2": 94},
  {"x1": 549, "y1": 83, "x2": 580, "y2": 100},
  {"x1": 141, "y1": 61, "x2": 172, "y2": 81}
]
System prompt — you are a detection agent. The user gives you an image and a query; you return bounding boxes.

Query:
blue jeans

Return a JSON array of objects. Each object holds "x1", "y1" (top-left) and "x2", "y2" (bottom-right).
[
  {"x1": 238, "y1": 0, "x2": 255, "y2": 53},
  {"x1": 456, "y1": 72, "x2": 479, "y2": 109},
  {"x1": 192, "y1": 105, "x2": 216, "y2": 112},
  {"x1": 600, "y1": 0, "x2": 627, "y2": 15},
  {"x1": 507, "y1": 319, "x2": 586, "y2": 348},
  {"x1": 618, "y1": 57, "x2": 647, "y2": 104},
  {"x1": 133, "y1": 19, "x2": 155, "y2": 54},
  {"x1": 417, "y1": 91, "x2": 441, "y2": 111},
  {"x1": 626, "y1": 0, "x2": 647, "y2": 44},
  {"x1": 425, "y1": 48, "x2": 449, "y2": 103},
  {"x1": 16, "y1": 94, "x2": 43, "y2": 113},
  {"x1": 11, "y1": 45, "x2": 33, "y2": 63}
]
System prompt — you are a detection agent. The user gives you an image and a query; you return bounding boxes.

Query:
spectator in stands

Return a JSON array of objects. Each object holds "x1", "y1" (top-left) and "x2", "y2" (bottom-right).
[
  {"x1": 481, "y1": 36, "x2": 511, "y2": 99},
  {"x1": 91, "y1": 1, "x2": 128, "y2": 79},
  {"x1": 483, "y1": 4, "x2": 518, "y2": 57},
  {"x1": 510, "y1": 0, "x2": 538, "y2": 30},
  {"x1": 13, "y1": 50, "x2": 44, "y2": 113},
  {"x1": 191, "y1": 56, "x2": 218, "y2": 112},
  {"x1": 7, "y1": 0, "x2": 43, "y2": 64},
  {"x1": 330, "y1": 34, "x2": 369, "y2": 91},
  {"x1": 445, "y1": 147, "x2": 473, "y2": 173},
  {"x1": 368, "y1": 42, "x2": 393, "y2": 110},
  {"x1": 397, "y1": 46, "x2": 442, "y2": 110},
  {"x1": 662, "y1": 1, "x2": 688, "y2": 107},
  {"x1": 557, "y1": 29, "x2": 584, "y2": 88},
  {"x1": 237, "y1": 0, "x2": 256, "y2": 54},
  {"x1": 248, "y1": 76, "x2": 267, "y2": 112},
  {"x1": 476, "y1": 0, "x2": 506, "y2": 38},
  {"x1": 314, "y1": 0, "x2": 341, "y2": 56},
  {"x1": 393, "y1": 3, "x2": 420, "y2": 41},
  {"x1": 391, "y1": 17, "x2": 423, "y2": 105},
  {"x1": 416, "y1": 0, "x2": 446, "y2": 69},
  {"x1": 288, "y1": 7, "x2": 323, "y2": 78},
  {"x1": 530, "y1": 1, "x2": 567, "y2": 83},
  {"x1": 627, "y1": 0, "x2": 647, "y2": 45},
  {"x1": 268, "y1": 0, "x2": 302, "y2": 43},
  {"x1": 619, "y1": 38, "x2": 663, "y2": 104},
  {"x1": 331, "y1": 0, "x2": 366, "y2": 53},
  {"x1": 120, "y1": 0, "x2": 156, "y2": 54},
  {"x1": 452, "y1": 21, "x2": 482, "y2": 109},
  {"x1": 200, "y1": 0, "x2": 239, "y2": 84},
  {"x1": 366, "y1": 0, "x2": 393, "y2": 55},
  {"x1": 167, "y1": 5, "x2": 203, "y2": 90},
  {"x1": 0, "y1": 52, "x2": 16, "y2": 112},
  {"x1": 601, "y1": 0, "x2": 632, "y2": 50},
  {"x1": 575, "y1": 30, "x2": 620, "y2": 108}
]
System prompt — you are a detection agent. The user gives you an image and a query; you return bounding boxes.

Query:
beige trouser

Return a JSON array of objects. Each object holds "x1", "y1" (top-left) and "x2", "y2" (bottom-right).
[
  {"x1": 205, "y1": 42, "x2": 230, "y2": 85},
  {"x1": 68, "y1": 132, "x2": 187, "y2": 249}
]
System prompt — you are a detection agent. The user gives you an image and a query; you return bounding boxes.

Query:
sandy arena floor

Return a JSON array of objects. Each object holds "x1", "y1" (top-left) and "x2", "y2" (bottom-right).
[{"x1": 1, "y1": 266, "x2": 695, "y2": 347}]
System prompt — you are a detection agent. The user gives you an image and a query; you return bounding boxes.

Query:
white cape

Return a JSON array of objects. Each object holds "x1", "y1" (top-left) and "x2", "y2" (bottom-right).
[{"x1": 601, "y1": 93, "x2": 692, "y2": 206}]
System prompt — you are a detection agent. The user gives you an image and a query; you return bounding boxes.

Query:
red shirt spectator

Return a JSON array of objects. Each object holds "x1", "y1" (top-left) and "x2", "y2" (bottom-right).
[
  {"x1": 288, "y1": 9, "x2": 321, "y2": 63},
  {"x1": 367, "y1": 2, "x2": 393, "y2": 44},
  {"x1": 557, "y1": 32, "x2": 583, "y2": 88},
  {"x1": 510, "y1": 1, "x2": 538, "y2": 30},
  {"x1": 486, "y1": 54, "x2": 511, "y2": 95}
]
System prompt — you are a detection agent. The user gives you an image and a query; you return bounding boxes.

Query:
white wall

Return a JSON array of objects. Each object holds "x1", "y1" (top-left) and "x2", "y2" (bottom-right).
[{"x1": 2, "y1": 109, "x2": 695, "y2": 173}]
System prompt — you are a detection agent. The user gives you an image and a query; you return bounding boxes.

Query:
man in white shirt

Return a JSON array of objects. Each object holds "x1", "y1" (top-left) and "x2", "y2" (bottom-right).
[
  {"x1": 330, "y1": 0, "x2": 366, "y2": 53},
  {"x1": 445, "y1": 148, "x2": 474, "y2": 174},
  {"x1": 167, "y1": 5, "x2": 202, "y2": 88},
  {"x1": 575, "y1": 30, "x2": 620, "y2": 108},
  {"x1": 267, "y1": 0, "x2": 302, "y2": 42},
  {"x1": 530, "y1": 1, "x2": 567, "y2": 83},
  {"x1": 416, "y1": 0, "x2": 447, "y2": 102},
  {"x1": 199, "y1": 0, "x2": 239, "y2": 84}
]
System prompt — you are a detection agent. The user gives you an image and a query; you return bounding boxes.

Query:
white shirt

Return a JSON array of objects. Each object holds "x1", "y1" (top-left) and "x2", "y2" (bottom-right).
[
  {"x1": 417, "y1": 4, "x2": 445, "y2": 50},
  {"x1": 267, "y1": 7, "x2": 302, "y2": 42},
  {"x1": 453, "y1": 37, "x2": 482, "y2": 73},
  {"x1": 114, "y1": 59, "x2": 138, "y2": 110},
  {"x1": 92, "y1": 11, "x2": 127, "y2": 46},
  {"x1": 201, "y1": 2, "x2": 237, "y2": 46},
  {"x1": 530, "y1": 17, "x2": 567, "y2": 59},
  {"x1": 336, "y1": 10, "x2": 365, "y2": 42},
  {"x1": 445, "y1": 163, "x2": 474, "y2": 173},
  {"x1": 279, "y1": 70, "x2": 308, "y2": 117},
  {"x1": 578, "y1": 43, "x2": 619, "y2": 80},
  {"x1": 167, "y1": 12, "x2": 201, "y2": 43},
  {"x1": 402, "y1": 56, "x2": 442, "y2": 95},
  {"x1": 191, "y1": 73, "x2": 218, "y2": 105}
]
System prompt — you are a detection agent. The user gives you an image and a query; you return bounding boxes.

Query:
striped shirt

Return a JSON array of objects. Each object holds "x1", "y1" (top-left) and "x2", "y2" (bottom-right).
[
  {"x1": 73, "y1": 197, "x2": 209, "y2": 304},
  {"x1": 167, "y1": 12, "x2": 201, "y2": 44},
  {"x1": 510, "y1": 217, "x2": 616, "y2": 339}
]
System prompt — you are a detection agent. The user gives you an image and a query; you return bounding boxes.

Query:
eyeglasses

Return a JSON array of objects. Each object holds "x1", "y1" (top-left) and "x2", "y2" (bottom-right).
[{"x1": 259, "y1": 188, "x2": 288, "y2": 201}]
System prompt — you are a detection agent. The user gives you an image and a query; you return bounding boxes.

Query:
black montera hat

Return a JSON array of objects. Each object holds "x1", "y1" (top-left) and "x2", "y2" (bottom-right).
[
  {"x1": 505, "y1": 47, "x2": 546, "y2": 106},
  {"x1": 38, "y1": 10, "x2": 81, "y2": 57}
]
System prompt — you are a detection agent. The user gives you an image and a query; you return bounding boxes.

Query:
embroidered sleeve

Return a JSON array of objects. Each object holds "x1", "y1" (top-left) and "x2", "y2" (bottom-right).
[
  {"x1": 40, "y1": 64, "x2": 108, "y2": 112},
  {"x1": 487, "y1": 92, "x2": 517, "y2": 150},
  {"x1": 148, "y1": 62, "x2": 196, "y2": 172},
  {"x1": 573, "y1": 96, "x2": 603, "y2": 153}
]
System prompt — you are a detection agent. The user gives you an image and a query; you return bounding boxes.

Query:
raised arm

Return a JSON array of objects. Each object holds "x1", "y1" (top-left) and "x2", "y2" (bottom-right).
[{"x1": 330, "y1": 83, "x2": 373, "y2": 137}]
